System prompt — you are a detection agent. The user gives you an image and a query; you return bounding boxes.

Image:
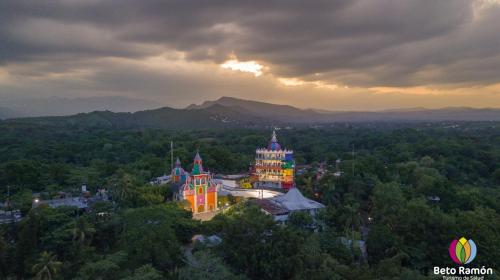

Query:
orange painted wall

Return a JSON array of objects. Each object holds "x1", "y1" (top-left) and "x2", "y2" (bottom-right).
[
  {"x1": 207, "y1": 192, "x2": 215, "y2": 206},
  {"x1": 185, "y1": 194, "x2": 195, "y2": 212}
]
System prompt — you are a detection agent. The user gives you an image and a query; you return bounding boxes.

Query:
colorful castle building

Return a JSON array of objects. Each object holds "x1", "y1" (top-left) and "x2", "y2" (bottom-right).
[
  {"x1": 181, "y1": 153, "x2": 218, "y2": 214},
  {"x1": 171, "y1": 158, "x2": 187, "y2": 183},
  {"x1": 253, "y1": 130, "x2": 295, "y2": 190}
]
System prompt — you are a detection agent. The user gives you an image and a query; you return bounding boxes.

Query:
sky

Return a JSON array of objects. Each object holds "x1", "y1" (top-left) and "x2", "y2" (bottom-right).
[{"x1": 1, "y1": 0, "x2": 500, "y2": 111}]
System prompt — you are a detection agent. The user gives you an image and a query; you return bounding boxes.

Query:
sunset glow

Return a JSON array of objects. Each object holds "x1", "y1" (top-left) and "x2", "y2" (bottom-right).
[
  {"x1": 1, "y1": 0, "x2": 499, "y2": 110},
  {"x1": 220, "y1": 59, "x2": 264, "y2": 77}
]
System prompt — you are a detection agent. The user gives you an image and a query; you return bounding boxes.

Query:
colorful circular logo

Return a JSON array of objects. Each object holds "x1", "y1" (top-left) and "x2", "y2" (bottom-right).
[{"x1": 449, "y1": 237, "x2": 477, "y2": 265}]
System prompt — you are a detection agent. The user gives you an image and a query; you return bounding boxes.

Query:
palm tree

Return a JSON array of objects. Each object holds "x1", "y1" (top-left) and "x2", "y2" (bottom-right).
[
  {"x1": 303, "y1": 176, "x2": 313, "y2": 190},
  {"x1": 108, "y1": 171, "x2": 136, "y2": 203},
  {"x1": 72, "y1": 218, "x2": 96, "y2": 246},
  {"x1": 32, "y1": 251, "x2": 62, "y2": 280},
  {"x1": 319, "y1": 174, "x2": 337, "y2": 205},
  {"x1": 343, "y1": 203, "x2": 361, "y2": 234}
]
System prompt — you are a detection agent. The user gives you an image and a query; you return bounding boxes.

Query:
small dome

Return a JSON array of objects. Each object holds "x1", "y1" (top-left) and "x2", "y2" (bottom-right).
[
  {"x1": 267, "y1": 130, "x2": 282, "y2": 151},
  {"x1": 268, "y1": 142, "x2": 282, "y2": 151}
]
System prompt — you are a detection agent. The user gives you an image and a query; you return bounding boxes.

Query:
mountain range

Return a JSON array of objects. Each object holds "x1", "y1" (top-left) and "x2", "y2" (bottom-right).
[
  {"x1": 2, "y1": 96, "x2": 500, "y2": 129},
  {"x1": 0, "y1": 96, "x2": 159, "y2": 118}
]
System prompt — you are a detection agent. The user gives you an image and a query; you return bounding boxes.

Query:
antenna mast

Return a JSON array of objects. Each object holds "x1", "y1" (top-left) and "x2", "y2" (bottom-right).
[
  {"x1": 170, "y1": 141, "x2": 174, "y2": 172},
  {"x1": 352, "y1": 144, "x2": 355, "y2": 176}
]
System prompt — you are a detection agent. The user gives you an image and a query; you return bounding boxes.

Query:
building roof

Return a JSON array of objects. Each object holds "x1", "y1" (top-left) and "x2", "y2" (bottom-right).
[
  {"x1": 270, "y1": 188, "x2": 325, "y2": 211},
  {"x1": 0, "y1": 209, "x2": 22, "y2": 224},
  {"x1": 38, "y1": 197, "x2": 89, "y2": 209},
  {"x1": 156, "y1": 174, "x2": 171, "y2": 181},
  {"x1": 254, "y1": 199, "x2": 289, "y2": 215}
]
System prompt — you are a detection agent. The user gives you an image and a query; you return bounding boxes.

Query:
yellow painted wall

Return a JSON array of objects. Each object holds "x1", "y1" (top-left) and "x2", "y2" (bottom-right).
[{"x1": 283, "y1": 169, "x2": 294, "y2": 176}]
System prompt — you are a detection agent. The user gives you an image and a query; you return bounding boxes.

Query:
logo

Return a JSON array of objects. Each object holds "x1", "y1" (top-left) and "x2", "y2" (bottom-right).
[
  {"x1": 449, "y1": 237, "x2": 477, "y2": 265},
  {"x1": 434, "y1": 237, "x2": 491, "y2": 277}
]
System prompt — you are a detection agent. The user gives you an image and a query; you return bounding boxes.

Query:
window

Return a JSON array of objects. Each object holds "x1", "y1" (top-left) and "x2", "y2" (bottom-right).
[{"x1": 198, "y1": 187, "x2": 203, "y2": 194}]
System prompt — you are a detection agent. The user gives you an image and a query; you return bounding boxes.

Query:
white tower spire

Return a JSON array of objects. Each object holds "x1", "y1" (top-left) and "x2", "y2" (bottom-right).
[{"x1": 271, "y1": 130, "x2": 277, "y2": 142}]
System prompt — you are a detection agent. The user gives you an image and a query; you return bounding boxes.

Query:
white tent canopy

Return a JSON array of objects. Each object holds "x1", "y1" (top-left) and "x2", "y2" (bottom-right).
[{"x1": 271, "y1": 188, "x2": 325, "y2": 211}]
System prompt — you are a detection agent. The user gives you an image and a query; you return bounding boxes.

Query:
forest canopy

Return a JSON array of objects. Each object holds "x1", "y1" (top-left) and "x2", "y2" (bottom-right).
[{"x1": 1, "y1": 121, "x2": 499, "y2": 279}]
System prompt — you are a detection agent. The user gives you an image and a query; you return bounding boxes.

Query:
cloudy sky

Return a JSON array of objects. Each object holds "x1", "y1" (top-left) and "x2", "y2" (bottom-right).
[{"x1": 1, "y1": 0, "x2": 500, "y2": 111}]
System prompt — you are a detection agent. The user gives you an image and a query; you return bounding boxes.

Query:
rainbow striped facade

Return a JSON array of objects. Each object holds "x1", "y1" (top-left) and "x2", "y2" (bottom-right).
[{"x1": 253, "y1": 131, "x2": 295, "y2": 190}]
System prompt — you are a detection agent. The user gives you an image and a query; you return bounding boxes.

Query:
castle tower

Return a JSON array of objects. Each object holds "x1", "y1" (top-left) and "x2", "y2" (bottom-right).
[
  {"x1": 253, "y1": 130, "x2": 295, "y2": 190},
  {"x1": 182, "y1": 153, "x2": 218, "y2": 214},
  {"x1": 192, "y1": 152, "x2": 203, "y2": 175},
  {"x1": 171, "y1": 158, "x2": 187, "y2": 183}
]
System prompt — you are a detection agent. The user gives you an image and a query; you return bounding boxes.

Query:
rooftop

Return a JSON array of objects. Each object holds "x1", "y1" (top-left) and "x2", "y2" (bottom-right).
[
  {"x1": 0, "y1": 209, "x2": 22, "y2": 224},
  {"x1": 254, "y1": 199, "x2": 289, "y2": 216},
  {"x1": 271, "y1": 188, "x2": 325, "y2": 211},
  {"x1": 35, "y1": 197, "x2": 89, "y2": 209}
]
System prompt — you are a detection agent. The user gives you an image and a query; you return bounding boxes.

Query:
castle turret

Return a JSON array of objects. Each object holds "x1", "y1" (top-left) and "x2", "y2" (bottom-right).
[
  {"x1": 191, "y1": 152, "x2": 203, "y2": 175},
  {"x1": 181, "y1": 152, "x2": 217, "y2": 214},
  {"x1": 171, "y1": 157, "x2": 187, "y2": 183}
]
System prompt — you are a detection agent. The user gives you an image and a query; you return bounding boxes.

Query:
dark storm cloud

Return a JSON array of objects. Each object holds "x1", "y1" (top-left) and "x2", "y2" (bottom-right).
[{"x1": 0, "y1": 0, "x2": 499, "y2": 89}]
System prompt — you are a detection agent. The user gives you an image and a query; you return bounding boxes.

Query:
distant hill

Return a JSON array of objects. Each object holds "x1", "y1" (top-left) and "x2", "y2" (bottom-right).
[
  {"x1": 186, "y1": 96, "x2": 329, "y2": 123},
  {"x1": 0, "y1": 107, "x2": 20, "y2": 119},
  {"x1": 0, "y1": 96, "x2": 159, "y2": 118},
  {"x1": 6, "y1": 104, "x2": 273, "y2": 129},
  {"x1": 324, "y1": 107, "x2": 500, "y2": 122},
  {"x1": 187, "y1": 96, "x2": 500, "y2": 123},
  {"x1": 3, "y1": 96, "x2": 500, "y2": 129}
]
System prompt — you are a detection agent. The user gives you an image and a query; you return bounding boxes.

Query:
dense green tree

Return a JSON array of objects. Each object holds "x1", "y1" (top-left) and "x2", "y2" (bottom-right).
[
  {"x1": 76, "y1": 259, "x2": 121, "y2": 280},
  {"x1": 72, "y1": 217, "x2": 96, "y2": 246},
  {"x1": 121, "y1": 204, "x2": 196, "y2": 272},
  {"x1": 456, "y1": 207, "x2": 500, "y2": 269},
  {"x1": 366, "y1": 224, "x2": 399, "y2": 264},
  {"x1": 217, "y1": 205, "x2": 312, "y2": 279},
  {"x1": 287, "y1": 211, "x2": 315, "y2": 232},
  {"x1": 396, "y1": 198, "x2": 457, "y2": 270},
  {"x1": 32, "y1": 251, "x2": 62, "y2": 280},
  {"x1": 293, "y1": 236, "x2": 342, "y2": 280},
  {"x1": 0, "y1": 233, "x2": 8, "y2": 278},
  {"x1": 123, "y1": 264, "x2": 163, "y2": 280},
  {"x1": 0, "y1": 159, "x2": 42, "y2": 190},
  {"x1": 14, "y1": 208, "x2": 43, "y2": 277},
  {"x1": 178, "y1": 250, "x2": 244, "y2": 280},
  {"x1": 1, "y1": 122, "x2": 500, "y2": 279},
  {"x1": 106, "y1": 170, "x2": 142, "y2": 206},
  {"x1": 371, "y1": 183, "x2": 405, "y2": 230},
  {"x1": 493, "y1": 168, "x2": 500, "y2": 184},
  {"x1": 340, "y1": 202, "x2": 362, "y2": 238}
]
